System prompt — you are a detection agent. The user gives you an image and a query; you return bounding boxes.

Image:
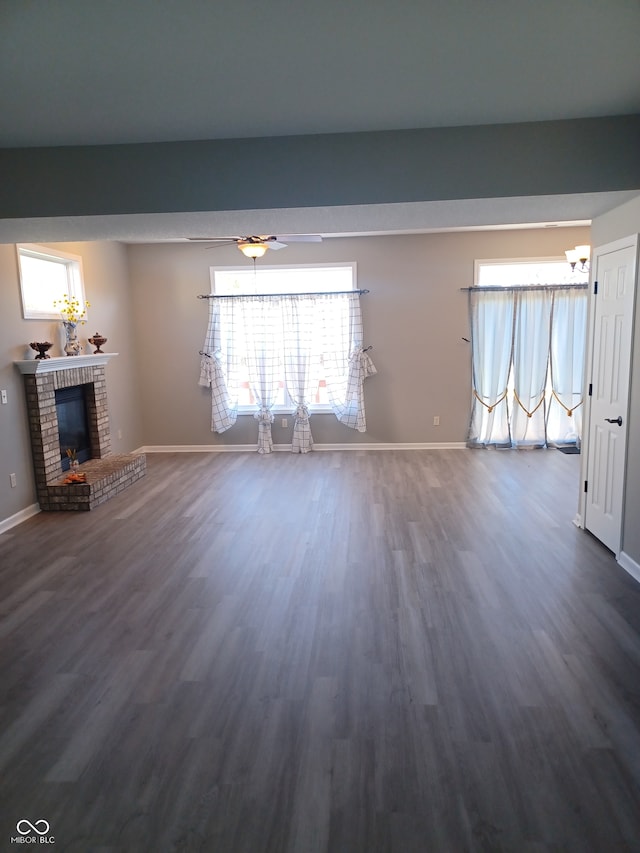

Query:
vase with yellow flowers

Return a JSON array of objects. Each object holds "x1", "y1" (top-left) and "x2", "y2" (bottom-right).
[{"x1": 53, "y1": 296, "x2": 90, "y2": 356}]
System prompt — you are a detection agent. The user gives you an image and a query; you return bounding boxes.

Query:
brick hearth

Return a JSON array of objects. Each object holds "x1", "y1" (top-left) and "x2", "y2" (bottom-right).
[{"x1": 15, "y1": 354, "x2": 145, "y2": 511}]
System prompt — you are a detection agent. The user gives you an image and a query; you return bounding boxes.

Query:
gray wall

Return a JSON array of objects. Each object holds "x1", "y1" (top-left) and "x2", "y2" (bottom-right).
[
  {"x1": 127, "y1": 226, "x2": 590, "y2": 447},
  {"x1": 591, "y1": 194, "x2": 640, "y2": 565},
  {"x1": 1, "y1": 117, "x2": 639, "y2": 219},
  {"x1": 0, "y1": 241, "x2": 143, "y2": 523},
  {"x1": 1, "y1": 225, "x2": 593, "y2": 525}
]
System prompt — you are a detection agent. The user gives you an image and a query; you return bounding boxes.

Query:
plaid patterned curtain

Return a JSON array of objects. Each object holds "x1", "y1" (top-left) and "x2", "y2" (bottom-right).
[
  {"x1": 320, "y1": 292, "x2": 377, "y2": 432},
  {"x1": 282, "y1": 295, "x2": 321, "y2": 453},
  {"x1": 198, "y1": 298, "x2": 240, "y2": 433},
  {"x1": 240, "y1": 297, "x2": 283, "y2": 454},
  {"x1": 199, "y1": 291, "x2": 375, "y2": 451}
]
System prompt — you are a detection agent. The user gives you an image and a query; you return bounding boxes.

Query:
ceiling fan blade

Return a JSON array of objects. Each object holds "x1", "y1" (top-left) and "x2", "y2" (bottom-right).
[
  {"x1": 273, "y1": 234, "x2": 322, "y2": 243},
  {"x1": 187, "y1": 234, "x2": 322, "y2": 249},
  {"x1": 187, "y1": 238, "x2": 241, "y2": 249}
]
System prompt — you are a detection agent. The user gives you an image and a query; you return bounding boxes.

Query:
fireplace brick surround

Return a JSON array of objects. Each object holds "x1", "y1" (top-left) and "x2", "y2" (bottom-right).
[{"x1": 15, "y1": 354, "x2": 145, "y2": 511}]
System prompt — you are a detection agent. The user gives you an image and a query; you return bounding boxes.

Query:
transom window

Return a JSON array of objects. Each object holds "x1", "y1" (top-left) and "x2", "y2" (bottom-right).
[
  {"x1": 211, "y1": 263, "x2": 355, "y2": 296},
  {"x1": 475, "y1": 257, "x2": 588, "y2": 287},
  {"x1": 210, "y1": 264, "x2": 356, "y2": 410},
  {"x1": 17, "y1": 243, "x2": 86, "y2": 320}
]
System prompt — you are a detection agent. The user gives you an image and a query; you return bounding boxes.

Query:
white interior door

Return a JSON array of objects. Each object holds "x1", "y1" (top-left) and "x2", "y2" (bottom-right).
[{"x1": 584, "y1": 238, "x2": 638, "y2": 554}]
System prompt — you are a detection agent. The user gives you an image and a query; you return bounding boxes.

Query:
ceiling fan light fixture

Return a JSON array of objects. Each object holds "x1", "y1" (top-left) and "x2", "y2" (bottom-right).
[{"x1": 238, "y1": 241, "x2": 268, "y2": 259}]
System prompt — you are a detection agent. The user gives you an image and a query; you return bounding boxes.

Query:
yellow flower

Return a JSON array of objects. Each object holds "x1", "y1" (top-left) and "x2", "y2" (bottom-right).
[{"x1": 54, "y1": 295, "x2": 90, "y2": 324}]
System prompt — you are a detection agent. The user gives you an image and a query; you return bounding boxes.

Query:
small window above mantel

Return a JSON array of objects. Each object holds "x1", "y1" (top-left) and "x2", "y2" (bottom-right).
[{"x1": 16, "y1": 243, "x2": 87, "y2": 320}]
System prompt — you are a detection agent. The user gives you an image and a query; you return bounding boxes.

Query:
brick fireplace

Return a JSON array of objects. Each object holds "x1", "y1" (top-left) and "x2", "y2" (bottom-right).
[{"x1": 15, "y1": 354, "x2": 145, "y2": 511}]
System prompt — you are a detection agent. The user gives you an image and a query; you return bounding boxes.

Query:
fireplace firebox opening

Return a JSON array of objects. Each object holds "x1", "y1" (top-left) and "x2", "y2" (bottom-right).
[{"x1": 55, "y1": 384, "x2": 92, "y2": 470}]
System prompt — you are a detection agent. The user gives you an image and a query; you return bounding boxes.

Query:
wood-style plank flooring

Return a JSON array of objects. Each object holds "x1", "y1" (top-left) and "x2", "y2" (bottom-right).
[{"x1": 1, "y1": 449, "x2": 639, "y2": 852}]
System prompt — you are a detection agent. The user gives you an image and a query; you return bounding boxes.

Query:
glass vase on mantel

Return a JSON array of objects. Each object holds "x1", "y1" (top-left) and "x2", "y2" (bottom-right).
[{"x1": 63, "y1": 321, "x2": 82, "y2": 356}]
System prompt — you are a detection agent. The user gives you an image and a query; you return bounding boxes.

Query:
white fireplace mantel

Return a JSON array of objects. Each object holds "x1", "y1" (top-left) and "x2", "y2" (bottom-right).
[{"x1": 14, "y1": 353, "x2": 119, "y2": 375}]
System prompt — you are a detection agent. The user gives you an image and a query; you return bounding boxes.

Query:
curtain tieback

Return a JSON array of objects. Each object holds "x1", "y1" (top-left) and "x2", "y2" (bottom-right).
[
  {"x1": 254, "y1": 409, "x2": 274, "y2": 424},
  {"x1": 551, "y1": 389, "x2": 583, "y2": 417},
  {"x1": 514, "y1": 389, "x2": 545, "y2": 418},
  {"x1": 473, "y1": 388, "x2": 508, "y2": 414},
  {"x1": 295, "y1": 405, "x2": 310, "y2": 422}
]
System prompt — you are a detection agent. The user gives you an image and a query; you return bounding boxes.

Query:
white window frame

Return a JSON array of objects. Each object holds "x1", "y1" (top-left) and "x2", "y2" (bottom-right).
[
  {"x1": 210, "y1": 262, "x2": 357, "y2": 414},
  {"x1": 210, "y1": 262, "x2": 356, "y2": 295},
  {"x1": 474, "y1": 255, "x2": 588, "y2": 287},
  {"x1": 16, "y1": 243, "x2": 86, "y2": 320}
]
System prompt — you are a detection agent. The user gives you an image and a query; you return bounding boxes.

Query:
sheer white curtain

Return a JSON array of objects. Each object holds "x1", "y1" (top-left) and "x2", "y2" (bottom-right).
[
  {"x1": 511, "y1": 290, "x2": 552, "y2": 447},
  {"x1": 468, "y1": 285, "x2": 587, "y2": 448},
  {"x1": 547, "y1": 289, "x2": 587, "y2": 446},
  {"x1": 282, "y1": 295, "x2": 321, "y2": 453},
  {"x1": 468, "y1": 290, "x2": 515, "y2": 447},
  {"x1": 199, "y1": 296, "x2": 282, "y2": 451},
  {"x1": 321, "y1": 292, "x2": 376, "y2": 432},
  {"x1": 200, "y1": 291, "x2": 375, "y2": 450}
]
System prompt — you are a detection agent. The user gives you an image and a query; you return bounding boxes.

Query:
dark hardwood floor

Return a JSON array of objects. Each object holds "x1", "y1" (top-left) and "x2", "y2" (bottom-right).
[{"x1": 1, "y1": 449, "x2": 639, "y2": 852}]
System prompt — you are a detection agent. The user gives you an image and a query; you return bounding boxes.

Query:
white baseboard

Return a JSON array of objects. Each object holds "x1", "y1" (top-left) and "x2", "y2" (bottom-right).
[
  {"x1": 135, "y1": 442, "x2": 468, "y2": 454},
  {"x1": 0, "y1": 503, "x2": 40, "y2": 535},
  {"x1": 136, "y1": 445, "x2": 269, "y2": 453},
  {"x1": 310, "y1": 442, "x2": 467, "y2": 451},
  {"x1": 618, "y1": 551, "x2": 640, "y2": 585}
]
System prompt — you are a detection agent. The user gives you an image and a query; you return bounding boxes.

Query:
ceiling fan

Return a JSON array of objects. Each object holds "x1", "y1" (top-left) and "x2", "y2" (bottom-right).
[{"x1": 187, "y1": 234, "x2": 322, "y2": 259}]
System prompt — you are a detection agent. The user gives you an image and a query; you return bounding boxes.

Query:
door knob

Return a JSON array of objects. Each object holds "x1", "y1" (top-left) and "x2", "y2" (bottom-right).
[{"x1": 605, "y1": 416, "x2": 623, "y2": 426}]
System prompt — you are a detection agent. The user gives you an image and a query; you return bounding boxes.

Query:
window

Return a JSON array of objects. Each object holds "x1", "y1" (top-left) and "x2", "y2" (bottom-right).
[
  {"x1": 210, "y1": 264, "x2": 356, "y2": 410},
  {"x1": 469, "y1": 257, "x2": 588, "y2": 448},
  {"x1": 17, "y1": 243, "x2": 86, "y2": 320},
  {"x1": 475, "y1": 256, "x2": 588, "y2": 287},
  {"x1": 212, "y1": 264, "x2": 354, "y2": 297},
  {"x1": 200, "y1": 262, "x2": 374, "y2": 452}
]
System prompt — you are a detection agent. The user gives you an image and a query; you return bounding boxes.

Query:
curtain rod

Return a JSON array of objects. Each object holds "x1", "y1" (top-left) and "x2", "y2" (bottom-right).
[
  {"x1": 198, "y1": 289, "x2": 369, "y2": 299},
  {"x1": 460, "y1": 283, "x2": 588, "y2": 293},
  {"x1": 199, "y1": 343, "x2": 374, "y2": 358}
]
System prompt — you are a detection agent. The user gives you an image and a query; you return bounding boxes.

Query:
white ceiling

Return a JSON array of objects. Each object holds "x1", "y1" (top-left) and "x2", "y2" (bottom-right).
[{"x1": 1, "y1": 0, "x2": 639, "y2": 240}]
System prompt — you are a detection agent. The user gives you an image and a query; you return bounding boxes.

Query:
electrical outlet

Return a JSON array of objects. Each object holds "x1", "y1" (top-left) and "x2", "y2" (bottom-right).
[
  {"x1": 9, "y1": 473, "x2": 17, "y2": 488},
  {"x1": 281, "y1": 418, "x2": 288, "y2": 428},
  {"x1": 1, "y1": 390, "x2": 7, "y2": 405},
  {"x1": 117, "y1": 429, "x2": 123, "y2": 440},
  {"x1": 433, "y1": 416, "x2": 440, "y2": 426}
]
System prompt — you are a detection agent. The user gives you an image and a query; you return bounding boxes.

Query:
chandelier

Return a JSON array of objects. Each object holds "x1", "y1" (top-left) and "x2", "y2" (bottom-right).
[{"x1": 565, "y1": 244, "x2": 590, "y2": 273}]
